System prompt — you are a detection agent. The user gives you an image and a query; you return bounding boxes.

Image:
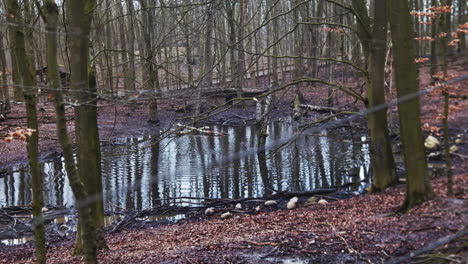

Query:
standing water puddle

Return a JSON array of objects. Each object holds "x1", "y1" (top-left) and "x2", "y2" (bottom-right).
[{"x1": 0, "y1": 122, "x2": 369, "y2": 244}]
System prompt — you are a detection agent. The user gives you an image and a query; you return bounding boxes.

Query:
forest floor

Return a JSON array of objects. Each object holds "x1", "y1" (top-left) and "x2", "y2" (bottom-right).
[
  {"x1": 0, "y1": 58, "x2": 466, "y2": 263},
  {"x1": 0, "y1": 172, "x2": 466, "y2": 263}
]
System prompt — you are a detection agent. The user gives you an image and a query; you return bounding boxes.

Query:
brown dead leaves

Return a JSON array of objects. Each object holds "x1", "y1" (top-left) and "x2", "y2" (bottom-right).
[{"x1": 1, "y1": 174, "x2": 466, "y2": 264}]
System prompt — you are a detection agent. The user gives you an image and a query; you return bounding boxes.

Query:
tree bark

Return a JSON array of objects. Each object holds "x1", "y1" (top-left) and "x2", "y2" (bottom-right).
[
  {"x1": 388, "y1": 0, "x2": 434, "y2": 212},
  {"x1": 117, "y1": 1, "x2": 130, "y2": 92},
  {"x1": 139, "y1": 0, "x2": 160, "y2": 124},
  {"x1": 430, "y1": 0, "x2": 438, "y2": 84},
  {"x1": 65, "y1": 0, "x2": 107, "y2": 258},
  {"x1": 353, "y1": 0, "x2": 397, "y2": 192},
  {"x1": 0, "y1": 32, "x2": 10, "y2": 111},
  {"x1": 6, "y1": 0, "x2": 45, "y2": 262},
  {"x1": 125, "y1": 0, "x2": 136, "y2": 90},
  {"x1": 195, "y1": 2, "x2": 214, "y2": 118},
  {"x1": 5, "y1": 1, "x2": 23, "y2": 102}
]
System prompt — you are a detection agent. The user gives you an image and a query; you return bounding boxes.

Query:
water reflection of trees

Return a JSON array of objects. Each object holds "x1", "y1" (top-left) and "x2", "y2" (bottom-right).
[{"x1": 0, "y1": 124, "x2": 370, "y2": 211}]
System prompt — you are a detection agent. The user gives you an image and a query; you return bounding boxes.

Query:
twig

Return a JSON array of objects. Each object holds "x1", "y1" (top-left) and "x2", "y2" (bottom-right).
[
  {"x1": 245, "y1": 240, "x2": 279, "y2": 247},
  {"x1": 452, "y1": 152, "x2": 468, "y2": 159},
  {"x1": 326, "y1": 221, "x2": 373, "y2": 264},
  {"x1": 176, "y1": 123, "x2": 225, "y2": 136},
  {"x1": 315, "y1": 195, "x2": 340, "y2": 201},
  {"x1": 183, "y1": 256, "x2": 195, "y2": 264},
  {"x1": 260, "y1": 245, "x2": 280, "y2": 259}
]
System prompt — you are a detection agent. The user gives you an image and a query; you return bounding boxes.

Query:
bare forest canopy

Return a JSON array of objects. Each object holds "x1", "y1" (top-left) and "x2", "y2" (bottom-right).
[{"x1": 0, "y1": 0, "x2": 463, "y2": 104}]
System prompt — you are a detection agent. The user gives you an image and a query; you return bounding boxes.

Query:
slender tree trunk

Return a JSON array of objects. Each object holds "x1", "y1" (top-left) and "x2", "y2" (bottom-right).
[
  {"x1": 40, "y1": 2, "x2": 100, "y2": 263},
  {"x1": 6, "y1": 0, "x2": 45, "y2": 262},
  {"x1": 437, "y1": 0, "x2": 450, "y2": 75},
  {"x1": 195, "y1": 2, "x2": 214, "y2": 118},
  {"x1": 442, "y1": 89, "x2": 452, "y2": 195},
  {"x1": 65, "y1": 0, "x2": 107, "y2": 257},
  {"x1": 459, "y1": 0, "x2": 467, "y2": 63},
  {"x1": 105, "y1": 0, "x2": 114, "y2": 91},
  {"x1": 117, "y1": 1, "x2": 130, "y2": 91},
  {"x1": 267, "y1": 0, "x2": 279, "y2": 110},
  {"x1": 388, "y1": 0, "x2": 434, "y2": 212},
  {"x1": 293, "y1": 0, "x2": 305, "y2": 117},
  {"x1": 236, "y1": 0, "x2": 247, "y2": 92},
  {"x1": 183, "y1": 0, "x2": 193, "y2": 88},
  {"x1": 353, "y1": 0, "x2": 397, "y2": 192},
  {"x1": 139, "y1": 0, "x2": 160, "y2": 124},
  {"x1": 226, "y1": 2, "x2": 236, "y2": 89},
  {"x1": 6, "y1": 2, "x2": 23, "y2": 102},
  {"x1": 0, "y1": 33, "x2": 10, "y2": 111},
  {"x1": 125, "y1": 0, "x2": 136, "y2": 90},
  {"x1": 430, "y1": 0, "x2": 438, "y2": 84}
]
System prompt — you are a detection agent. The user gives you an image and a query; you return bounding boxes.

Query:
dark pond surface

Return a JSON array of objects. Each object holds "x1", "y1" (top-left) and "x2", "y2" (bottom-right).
[{"x1": 0, "y1": 122, "x2": 370, "y2": 212}]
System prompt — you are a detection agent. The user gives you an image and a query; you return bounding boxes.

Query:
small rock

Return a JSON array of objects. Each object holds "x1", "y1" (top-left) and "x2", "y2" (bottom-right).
[
  {"x1": 255, "y1": 206, "x2": 261, "y2": 212},
  {"x1": 264, "y1": 200, "x2": 277, "y2": 206},
  {"x1": 450, "y1": 145, "x2": 458, "y2": 153},
  {"x1": 205, "y1": 207, "x2": 215, "y2": 216},
  {"x1": 59, "y1": 224, "x2": 70, "y2": 232},
  {"x1": 424, "y1": 136, "x2": 440, "y2": 149},
  {"x1": 318, "y1": 199, "x2": 328, "y2": 205},
  {"x1": 428, "y1": 151, "x2": 442, "y2": 159},
  {"x1": 235, "y1": 203, "x2": 242, "y2": 209},
  {"x1": 352, "y1": 191, "x2": 360, "y2": 196},
  {"x1": 457, "y1": 134, "x2": 461, "y2": 138},
  {"x1": 306, "y1": 196, "x2": 320, "y2": 204},
  {"x1": 287, "y1": 196, "x2": 299, "y2": 209},
  {"x1": 455, "y1": 138, "x2": 462, "y2": 144},
  {"x1": 221, "y1": 212, "x2": 233, "y2": 219},
  {"x1": 41, "y1": 207, "x2": 49, "y2": 213}
]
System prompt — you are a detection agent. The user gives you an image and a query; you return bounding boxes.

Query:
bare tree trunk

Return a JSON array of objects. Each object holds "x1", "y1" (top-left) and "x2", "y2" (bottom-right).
[
  {"x1": 6, "y1": 0, "x2": 45, "y2": 262},
  {"x1": 195, "y1": 2, "x2": 214, "y2": 118},
  {"x1": 236, "y1": 0, "x2": 247, "y2": 91},
  {"x1": 5, "y1": 1, "x2": 23, "y2": 102},
  {"x1": 388, "y1": 0, "x2": 434, "y2": 212},
  {"x1": 267, "y1": 0, "x2": 279, "y2": 90},
  {"x1": 430, "y1": 0, "x2": 438, "y2": 84},
  {"x1": 125, "y1": 0, "x2": 136, "y2": 90},
  {"x1": 353, "y1": 0, "x2": 397, "y2": 192},
  {"x1": 292, "y1": 0, "x2": 305, "y2": 118},
  {"x1": 226, "y1": 2, "x2": 237, "y2": 89},
  {"x1": 0, "y1": 33, "x2": 10, "y2": 112},
  {"x1": 38, "y1": 1, "x2": 100, "y2": 263},
  {"x1": 117, "y1": 1, "x2": 130, "y2": 91},
  {"x1": 459, "y1": 0, "x2": 467, "y2": 63},
  {"x1": 182, "y1": 0, "x2": 193, "y2": 88},
  {"x1": 139, "y1": 0, "x2": 160, "y2": 124},
  {"x1": 104, "y1": 0, "x2": 114, "y2": 91},
  {"x1": 437, "y1": 0, "x2": 448, "y2": 75},
  {"x1": 65, "y1": 0, "x2": 107, "y2": 258}
]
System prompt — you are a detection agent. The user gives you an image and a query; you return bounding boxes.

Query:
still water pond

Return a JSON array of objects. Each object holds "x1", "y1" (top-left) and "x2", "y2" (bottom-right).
[{"x1": 0, "y1": 122, "x2": 370, "y2": 211}]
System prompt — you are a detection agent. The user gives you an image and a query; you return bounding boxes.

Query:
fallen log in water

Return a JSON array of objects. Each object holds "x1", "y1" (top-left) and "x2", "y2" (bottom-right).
[
  {"x1": 269, "y1": 189, "x2": 337, "y2": 199},
  {"x1": 300, "y1": 104, "x2": 340, "y2": 113},
  {"x1": 176, "y1": 123, "x2": 225, "y2": 136}
]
